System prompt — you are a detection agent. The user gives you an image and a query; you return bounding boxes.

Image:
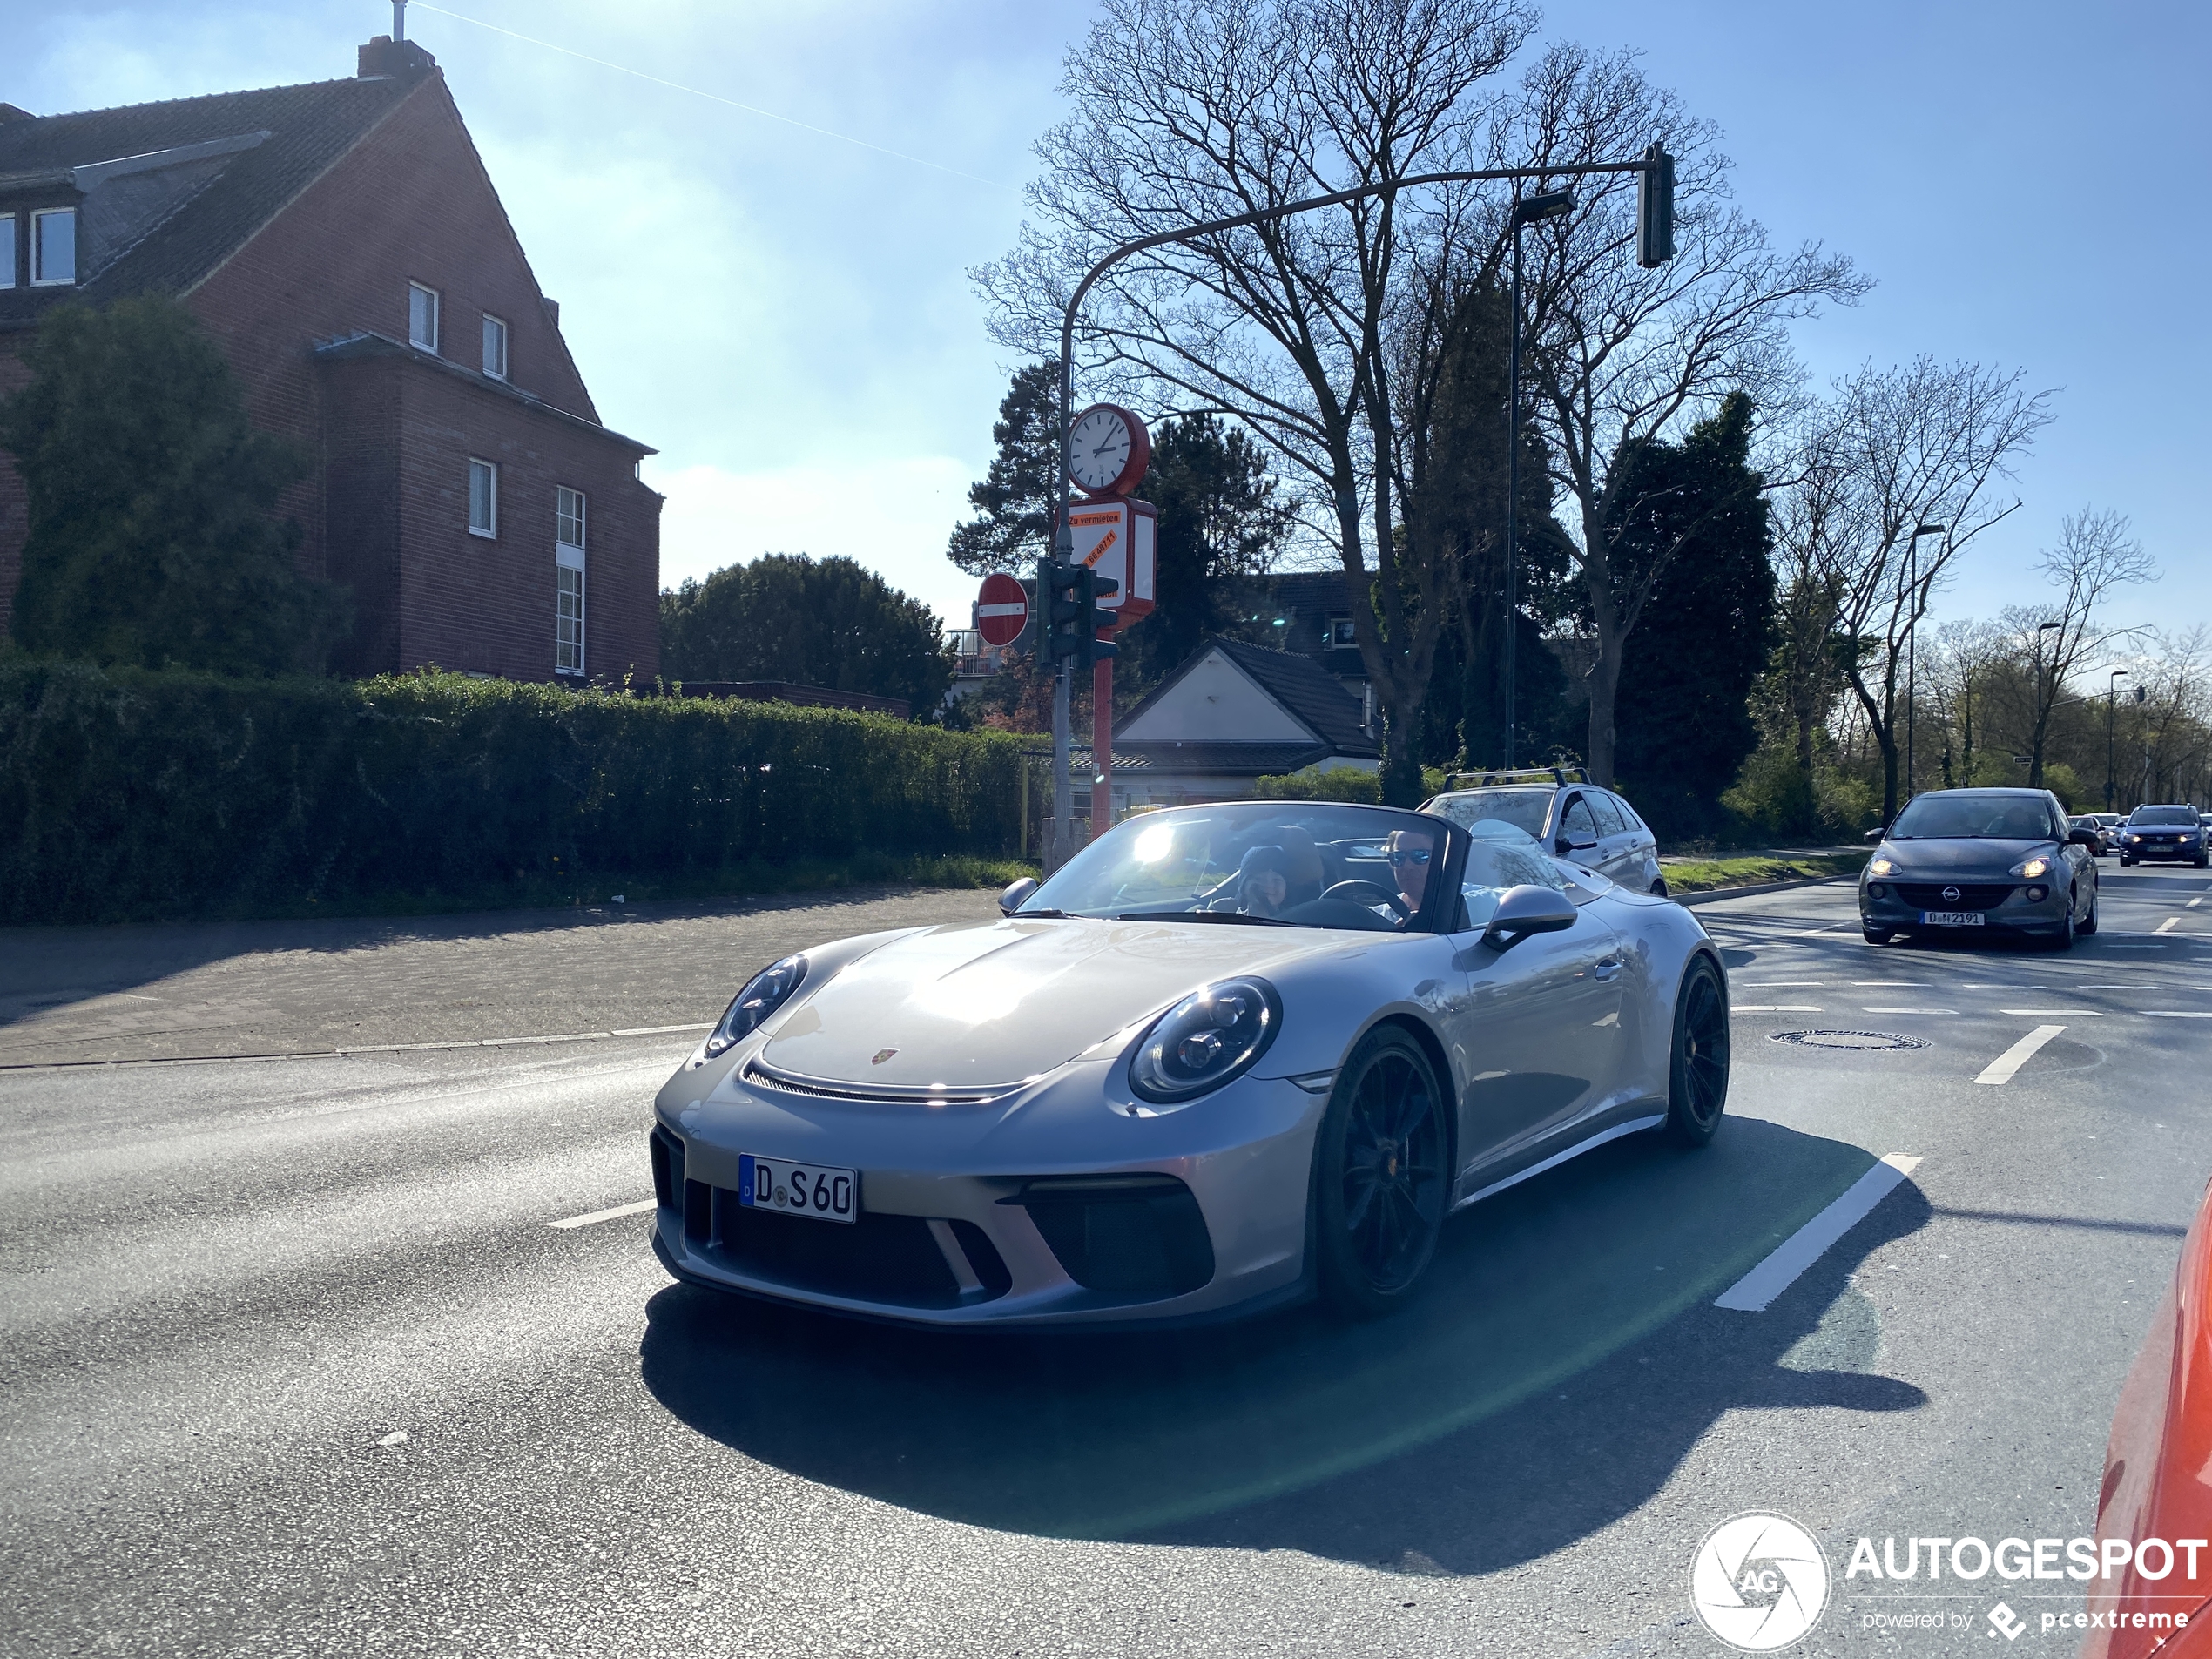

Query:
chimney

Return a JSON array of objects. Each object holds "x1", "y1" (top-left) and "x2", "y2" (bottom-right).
[{"x1": 358, "y1": 33, "x2": 436, "y2": 80}]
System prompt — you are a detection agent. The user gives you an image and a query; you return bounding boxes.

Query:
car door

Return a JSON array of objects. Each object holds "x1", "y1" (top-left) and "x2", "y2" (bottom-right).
[
  {"x1": 2053, "y1": 797, "x2": 2096, "y2": 916},
  {"x1": 1588, "y1": 792, "x2": 1639, "y2": 884},
  {"x1": 1441, "y1": 839, "x2": 1626, "y2": 1175},
  {"x1": 1608, "y1": 792, "x2": 1662, "y2": 890}
]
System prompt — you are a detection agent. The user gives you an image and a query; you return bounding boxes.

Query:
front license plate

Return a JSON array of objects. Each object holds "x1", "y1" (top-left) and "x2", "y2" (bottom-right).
[
  {"x1": 1921, "y1": 911, "x2": 1984, "y2": 927},
  {"x1": 738, "y1": 1154, "x2": 859, "y2": 1224}
]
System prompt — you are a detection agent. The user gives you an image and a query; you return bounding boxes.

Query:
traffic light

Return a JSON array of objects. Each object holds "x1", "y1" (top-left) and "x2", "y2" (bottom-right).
[
  {"x1": 1038, "y1": 557, "x2": 1119, "y2": 668},
  {"x1": 1636, "y1": 141, "x2": 1675, "y2": 268}
]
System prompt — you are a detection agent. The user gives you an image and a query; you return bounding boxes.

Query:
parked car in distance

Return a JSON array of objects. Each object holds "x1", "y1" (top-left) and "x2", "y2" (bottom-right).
[
  {"x1": 1420, "y1": 767, "x2": 1668, "y2": 894},
  {"x1": 1859, "y1": 787, "x2": 2101, "y2": 948},
  {"x1": 2071, "y1": 815, "x2": 2114, "y2": 859},
  {"x1": 2119, "y1": 804, "x2": 2209, "y2": 867},
  {"x1": 2091, "y1": 812, "x2": 2126, "y2": 854}
]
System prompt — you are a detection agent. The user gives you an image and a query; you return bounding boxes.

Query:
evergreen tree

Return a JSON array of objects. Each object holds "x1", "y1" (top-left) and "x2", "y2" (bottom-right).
[
  {"x1": 947, "y1": 361, "x2": 1061, "y2": 577},
  {"x1": 1, "y1": 296, "x2": 347, "y2": 674},
  {"x1": 659, "y1": 555, "x2": 953, "y2": 717},
  {"x1": 1608, "y1": 394, "x2": 1777, "y2": 838},
  {"x1": 1119, "y1": 413, "x2": 1294, "y2": 692}
]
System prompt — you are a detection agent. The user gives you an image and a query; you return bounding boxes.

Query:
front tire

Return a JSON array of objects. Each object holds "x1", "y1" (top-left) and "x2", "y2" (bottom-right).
[
  {"x1": 2079, "y1": 892, "x2": 2099, "y2": 935},
  {"x1": 1664, "y1": 955, "x2": 1730, "y2": 1147},
  {"x1": 2047, "y1": 900, "x2": 2076, "y2": 952},
  {"x1": 1650, "y1": 877, "x2": 1669, "y2": 898},
  {"x1": 1862, "y1": 926, "x2": 1890, "y2": 945},
  {"x1": 1314, "y1": 1027, "x2": 1449, "y2": 1318}
]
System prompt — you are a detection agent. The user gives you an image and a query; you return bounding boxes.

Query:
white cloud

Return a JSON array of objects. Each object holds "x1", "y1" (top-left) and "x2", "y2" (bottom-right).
[{"x1": 649, "y1": 457, "x2": 981, "y2": 629}]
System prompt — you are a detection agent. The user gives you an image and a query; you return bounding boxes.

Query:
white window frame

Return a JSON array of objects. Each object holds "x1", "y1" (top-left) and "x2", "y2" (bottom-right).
[
  {"x1": 30, "y1": 208, "x2": 75, "y2": 287},
  {"x1": 556, "y1": 556, "x2": 586, "y2": 677},
  {"x1": 409, "y1": 281, "x2": 441, "y2": 353},
  {"x1": 468, "y1": 457, "x2": 497, "y2": 538},
  {"x1": 0, "y1": 214, "x2": 16, "y2": 290},
  {"x1": 556, "y1": 485, "x2": 586, "y2": 553},
  {"x1": 481, "y1": 312, "x2": 508, "y2": 381}
]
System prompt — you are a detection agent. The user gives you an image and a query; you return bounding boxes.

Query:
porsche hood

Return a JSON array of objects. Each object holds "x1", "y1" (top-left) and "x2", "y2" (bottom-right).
[{"x1": 758, "y1": 918, "x2": 1359, "y2": 1090}]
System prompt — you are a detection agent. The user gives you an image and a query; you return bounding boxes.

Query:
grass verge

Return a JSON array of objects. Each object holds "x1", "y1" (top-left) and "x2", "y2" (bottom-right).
[{"x1": 1660, "y1": 852, "x2": 1867, "y2": 894}]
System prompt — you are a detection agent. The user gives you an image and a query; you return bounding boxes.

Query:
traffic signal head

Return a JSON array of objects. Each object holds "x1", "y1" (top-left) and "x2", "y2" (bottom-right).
[
  {"x1": 1636, "y1": 141, "x2": 1675, "y2": 269},
  {"x1": 1037, "y1": 558, "x2": 1119, "y2": 668}
]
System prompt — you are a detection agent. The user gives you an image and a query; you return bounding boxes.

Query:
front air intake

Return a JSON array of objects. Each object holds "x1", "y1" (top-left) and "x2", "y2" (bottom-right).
[{"x1": 1003, "y1": 1174, "x2": 1215, "y2": 1298}]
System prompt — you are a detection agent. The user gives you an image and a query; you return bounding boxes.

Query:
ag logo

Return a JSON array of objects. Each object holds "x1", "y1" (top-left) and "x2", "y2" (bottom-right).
[{"x1": 1689, "y1": 1512, "x2": 1831, "y2": 1651}]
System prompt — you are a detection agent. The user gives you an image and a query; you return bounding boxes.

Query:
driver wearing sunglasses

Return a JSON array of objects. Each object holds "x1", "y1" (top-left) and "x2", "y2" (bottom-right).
[{"x1": 1383, "y1": 825, "x2": 1436, "y2": 921}]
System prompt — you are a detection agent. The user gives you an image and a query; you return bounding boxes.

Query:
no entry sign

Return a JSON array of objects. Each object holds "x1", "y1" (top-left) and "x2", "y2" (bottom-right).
[{"x1": 975, "y1": 571, "x2": 1029, "y2": 647}]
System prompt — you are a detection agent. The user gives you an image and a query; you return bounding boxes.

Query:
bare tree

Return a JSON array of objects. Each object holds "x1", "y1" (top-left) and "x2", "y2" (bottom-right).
[
  {"x1": 1804, "y1": 357, "x2": 2054, "y2": 823},
  {"x1": 974, "y1": 0, "x2": 1537, "y2": 799},
  {"x1": 1921, "y1": 617, "x2": 2013, "y2": 791},
  {"x1": 1492, "y1": 44, "x2": 1869, "y2": 782},
  {"x1": 2009, "y1": 508, "x2": 2157, "y2": 786}
]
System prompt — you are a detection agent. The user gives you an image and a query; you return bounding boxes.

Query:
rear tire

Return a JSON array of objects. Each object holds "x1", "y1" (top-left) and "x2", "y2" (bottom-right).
[
  {"x1": 1313, "y1": 1027, "x2": 1449, "y2": 1318},
  {"x1": 1663, "y1": 956, "x2": 1730, "y2": 1147}
]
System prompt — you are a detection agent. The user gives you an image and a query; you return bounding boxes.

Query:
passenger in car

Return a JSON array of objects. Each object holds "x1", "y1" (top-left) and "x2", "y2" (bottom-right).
[
  {"x1": 1386, "y1": 825, "x2": 1437, "y2": 918},
  {"x1": 1232, "y1": 846, "x2": 1292, "y2": 918}
]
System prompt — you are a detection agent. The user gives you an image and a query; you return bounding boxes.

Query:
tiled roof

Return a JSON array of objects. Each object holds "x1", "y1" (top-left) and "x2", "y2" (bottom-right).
[
  {"x1": 0, "y1": 65, "x2": 422, "y2": 327},
  {"x1": 1116, "y1": 740, "x2": 1339, "y2": 775}
]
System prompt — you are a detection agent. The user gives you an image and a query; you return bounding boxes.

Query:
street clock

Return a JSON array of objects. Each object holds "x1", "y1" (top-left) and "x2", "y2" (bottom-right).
[{"x1": 1067, "y1": 403, "x2": 1150, "y2": 498}]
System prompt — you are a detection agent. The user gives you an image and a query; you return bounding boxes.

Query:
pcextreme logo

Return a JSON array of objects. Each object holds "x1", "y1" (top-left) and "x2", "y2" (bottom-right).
[{"x1": 1689, "y1": 1512, "x2": 1831, "y2": 1652}]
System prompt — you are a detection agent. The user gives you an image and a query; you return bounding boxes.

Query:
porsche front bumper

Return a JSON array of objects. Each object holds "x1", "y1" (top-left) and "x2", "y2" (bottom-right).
[{"x1": 650, "y1": 1059, "x2": 1330, "y2": 1328}]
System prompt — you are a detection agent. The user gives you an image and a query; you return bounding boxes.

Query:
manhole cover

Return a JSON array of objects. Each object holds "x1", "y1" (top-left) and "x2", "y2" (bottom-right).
[{"x1": 1769, "y1": 1028, "x2": 1931, "y2": 1051}]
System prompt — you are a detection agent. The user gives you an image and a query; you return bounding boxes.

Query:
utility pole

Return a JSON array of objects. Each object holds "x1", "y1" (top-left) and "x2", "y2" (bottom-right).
[
  {"x1": 1901, "y1": 523, "x2": 1945, "y2": 810},
  {"x1": 2107, "y1": 669, "x2": 2128, "y2": 810},
  {"x1": 2031, "y1": 619, "x2": 2060, "y2": 788}
]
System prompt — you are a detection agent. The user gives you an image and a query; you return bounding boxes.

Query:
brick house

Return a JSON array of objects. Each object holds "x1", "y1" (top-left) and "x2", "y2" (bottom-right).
[{"x1": 0, "y1": 33, "x2": 659, "y2": 682}]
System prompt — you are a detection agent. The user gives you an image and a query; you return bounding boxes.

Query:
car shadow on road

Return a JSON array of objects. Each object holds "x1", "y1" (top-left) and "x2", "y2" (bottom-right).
[{"x1": 637, "y1": 1116, "x2": 1928, "y2": 1565}]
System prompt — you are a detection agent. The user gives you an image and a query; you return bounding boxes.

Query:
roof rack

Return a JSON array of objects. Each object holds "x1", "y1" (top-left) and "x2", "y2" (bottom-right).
[{"x1": 1444, "y1": 765, "x2": 1591, "y2": 789}]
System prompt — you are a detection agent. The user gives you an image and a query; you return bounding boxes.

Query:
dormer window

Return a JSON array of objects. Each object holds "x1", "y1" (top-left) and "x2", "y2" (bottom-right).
[
  {"x1": 408, "y1": 281, "x2": 440, "y2": 353},
  {"x1": 30, "y1": 208, "x2": 75, "y2": 286},
  {"x1": 481, "y1": 313, "x2": 508, "y2": 381}
]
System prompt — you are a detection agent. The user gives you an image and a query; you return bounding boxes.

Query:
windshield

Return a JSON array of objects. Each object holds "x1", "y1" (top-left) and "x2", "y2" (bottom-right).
[
  {"x1": 1423, "y1": 787, "x2": 1554, "y2": 839},
  {"x1": 2130, "y1": 806, "x2": 2200, "y2": 826},
  {"x1": 1888, "y1": 794, "x2": 2058, "y2": 840},
  {"x1": 1019, "y1": 802, "x2": 1449, "y2": 931}
]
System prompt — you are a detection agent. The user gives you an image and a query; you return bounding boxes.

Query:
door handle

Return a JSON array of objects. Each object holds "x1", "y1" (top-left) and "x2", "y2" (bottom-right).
[{"x1": 1594, "y1": 957, "x2": 1622, "y2": 981}]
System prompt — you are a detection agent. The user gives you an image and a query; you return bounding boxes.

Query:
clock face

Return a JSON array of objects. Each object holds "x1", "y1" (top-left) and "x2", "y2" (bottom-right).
[{"x1": 1068, "y1": 404, "x2": 1148, "y2": 496}]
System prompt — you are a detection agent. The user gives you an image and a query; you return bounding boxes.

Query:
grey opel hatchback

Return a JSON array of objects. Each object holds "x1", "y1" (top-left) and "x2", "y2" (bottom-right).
[{"x1": 1859, "y1": 787, "x2": 2102, "y2": 949}]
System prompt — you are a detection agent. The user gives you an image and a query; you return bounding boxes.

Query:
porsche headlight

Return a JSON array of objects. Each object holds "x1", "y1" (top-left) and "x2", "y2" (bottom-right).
[
  {"x1": 2011, "y1": 856, "x2": 2051, "y2": 878},
  {"x1": 705, "y1": 954, "x2": 806, "y2": 1056},
  {"x1": 1130, "y1": 978, "x2": 1281, "y2": 1103}
]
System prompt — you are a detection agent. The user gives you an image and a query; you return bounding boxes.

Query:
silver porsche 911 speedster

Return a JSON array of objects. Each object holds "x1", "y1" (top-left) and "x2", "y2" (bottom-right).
[{"x1": 649, "y1": 800, "x2": 1729, "y2": 1327}]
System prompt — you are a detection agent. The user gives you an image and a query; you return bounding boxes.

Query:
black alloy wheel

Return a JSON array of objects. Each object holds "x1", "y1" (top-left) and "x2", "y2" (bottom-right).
[
  {"x1": 1664, "y1": 956, "x2": 1730, "y2": 1147},
  {"x1": 1314, "y1": 1027, "x2": 1449, "y2": 1317}
]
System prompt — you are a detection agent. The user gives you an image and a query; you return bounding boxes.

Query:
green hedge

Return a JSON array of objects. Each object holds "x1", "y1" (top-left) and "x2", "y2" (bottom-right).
[{"x1": 0, "y1": 661, "x2": 1027, "y2": 924}]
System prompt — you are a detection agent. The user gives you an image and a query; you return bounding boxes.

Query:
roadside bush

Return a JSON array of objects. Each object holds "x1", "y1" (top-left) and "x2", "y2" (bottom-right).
[
  {"x1": 1253, "y1": 764, "x2": 1453, "y2": 804},
  {"x1": 0, "y1": 661, "x2": 1026, "y2": 924}
]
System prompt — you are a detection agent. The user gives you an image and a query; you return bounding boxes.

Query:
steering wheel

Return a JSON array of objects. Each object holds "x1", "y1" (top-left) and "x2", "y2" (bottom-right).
[{"x1": 1319, "y1": 879, "x2": 1409, "y2": 921}]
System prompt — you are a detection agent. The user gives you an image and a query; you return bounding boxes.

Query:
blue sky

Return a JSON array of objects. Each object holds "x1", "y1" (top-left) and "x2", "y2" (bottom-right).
[{"x1": 12, "y1": 2, "x2": 2207, "y2": 644}]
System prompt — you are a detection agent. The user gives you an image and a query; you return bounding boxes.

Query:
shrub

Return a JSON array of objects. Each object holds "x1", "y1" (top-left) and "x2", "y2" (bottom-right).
[
  {"x1": 1254, "y1": 764, "x2": 1452, "y2": 804},
  {"x1": 0, "y1": 661, "x2": 1026, "y2": 923}
]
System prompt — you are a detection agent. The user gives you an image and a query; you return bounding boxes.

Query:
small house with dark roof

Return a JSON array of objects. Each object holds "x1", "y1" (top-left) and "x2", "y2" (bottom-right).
[
  {"x1": 1109, "y1": 636, "x2": 1379, "y2": 811},
  {"x1": 0, "y1": 31, "x2": 660, "y2": 681}
]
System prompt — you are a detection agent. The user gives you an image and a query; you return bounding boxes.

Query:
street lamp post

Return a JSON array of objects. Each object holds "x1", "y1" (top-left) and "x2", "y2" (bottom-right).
[
  {"x1": 2107, "y1": 669, "x2": 2129, "y2": 810},
  {"x1": 1046, "y1": 153, "x2": 1671, "y2": 863},
  {"x1": 1902, "y1": 523, "x2": 1946, "y2": 807},
  {"x1": 1502, "y1": 189, "x2": 1574, "y2": 769}
]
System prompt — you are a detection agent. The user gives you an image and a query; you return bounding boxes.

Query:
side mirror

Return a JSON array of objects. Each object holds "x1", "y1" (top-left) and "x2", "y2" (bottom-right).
[
  {"x1": 1863, "y1": 827, "x2": 1885, "y2": 843},
  {"x1": 1482, "y1": 884, "x2": 1579, "y2": 950},
  {"x1": 1555, "y1": 836, "x2": 1598, "y2": 855},
  {"x1": 998, "y1": 877, "x2": 1039, "y2": 915},
  {"x1": 2069, "y1": 828, "x2": 2102, "y2": 848}
]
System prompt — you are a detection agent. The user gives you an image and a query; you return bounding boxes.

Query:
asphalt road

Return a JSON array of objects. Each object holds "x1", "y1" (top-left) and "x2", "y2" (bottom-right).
[{"x1": 3, "y1": 867, "x2": 2208, "y2": 1656}]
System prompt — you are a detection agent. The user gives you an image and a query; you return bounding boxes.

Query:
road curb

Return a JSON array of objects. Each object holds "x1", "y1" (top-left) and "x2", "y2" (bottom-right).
[{"x1": 1674, "y1": 875, "x2": 1857, "y2": 907}]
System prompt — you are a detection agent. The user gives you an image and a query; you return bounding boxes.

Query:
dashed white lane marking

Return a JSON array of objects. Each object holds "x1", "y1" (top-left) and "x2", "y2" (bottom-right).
[
  {"x1": 2158, "y1": 918, "x2": 2182, "y2": 934},
  {"x1": 0, "y1": 1024, "x2": 717, "y2": 1072},
  {"x1": 1851, "y1": 981, "x2": 1930, "y2": 987},
  {"x1": 1732, "y1": 1005, "x2": 1823, "y2": 1014},
  {"x1": 1861, "y1": 1007, "x2": 1955, "y2": 1015},
  {"x1": 2142, "y1": 1012, "x2": 2212, "y2": 1019},
  {"x1": 1976, "y1": 1024, "x2": 2067, "y2": 1085},
  {"x1": 1742, "y1": 981, "x2": 1828, "y2": 987},
  {"x1": 548, "y1": 1198, "x2": 658, "y2": 1230},
  {"x1": 1715, "y1": 1155, "x2": 1922, "y2": 1312},
  {"x1": 1999, "y1": 1008, "x2": 2106, "y2": 1016},
  {"x1": 2190, "y1": 899, "x2": 2205, "y2": 908}
]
